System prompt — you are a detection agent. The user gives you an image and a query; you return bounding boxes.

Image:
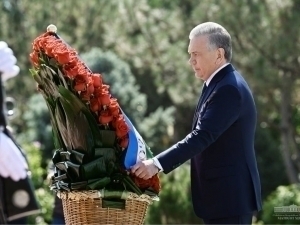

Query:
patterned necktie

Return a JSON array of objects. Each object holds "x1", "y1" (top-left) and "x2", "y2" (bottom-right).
[
  {"x1": 200, "y1": 82, "x2": 207, "y2": 98},
  {"x1": 196, "y1": 82, "x2": 208, "y2": 109},
  {"x1": 192, "y1": 82, "x2": 208, "y2": 127}
]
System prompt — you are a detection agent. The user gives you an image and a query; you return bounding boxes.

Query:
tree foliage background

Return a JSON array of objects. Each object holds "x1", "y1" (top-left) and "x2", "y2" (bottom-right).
[{"x1": 1, "y1": 0, "x2": 299, "y2": 224}]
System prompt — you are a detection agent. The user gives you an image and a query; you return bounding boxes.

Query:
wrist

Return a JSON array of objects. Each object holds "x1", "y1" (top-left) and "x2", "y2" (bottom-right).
[{"x1": 152, "y1": 157, "x2": 162, "y2": 173}]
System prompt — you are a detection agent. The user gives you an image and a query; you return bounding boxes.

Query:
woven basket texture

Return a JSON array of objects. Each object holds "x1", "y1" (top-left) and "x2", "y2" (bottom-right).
[{"x1": 58, "y1": 190, "x2": 151, "y2": 225}]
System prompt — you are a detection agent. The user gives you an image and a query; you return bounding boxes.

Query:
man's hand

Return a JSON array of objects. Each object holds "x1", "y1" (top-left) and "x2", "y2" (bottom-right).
[
  {"x1": 0, "y1": 132, "x2": 28, "y2": 181},
  {"x1": 131, "y1": 159, "x2": 159, "y2": 180},
  {"x1": 0, "y1": 41, "x2": 20, "y2": 81}
]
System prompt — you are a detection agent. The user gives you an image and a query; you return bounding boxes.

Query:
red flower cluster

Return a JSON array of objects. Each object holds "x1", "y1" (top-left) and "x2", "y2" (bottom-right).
[{"x1": 30, "y1": 32, "x2": 129, "y2": 148}]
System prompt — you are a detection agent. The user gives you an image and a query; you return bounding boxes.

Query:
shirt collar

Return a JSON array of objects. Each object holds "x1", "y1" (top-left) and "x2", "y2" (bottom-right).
[{"x1": 205, "y1": 63, "x2": 229, "y2": 86}]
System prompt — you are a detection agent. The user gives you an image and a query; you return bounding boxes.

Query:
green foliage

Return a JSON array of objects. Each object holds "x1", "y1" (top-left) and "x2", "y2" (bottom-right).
[
  {"x1": 30, "y1": 188, "x2": 54, "y2": 225},
  {"x1": 261, "y1": 184, "x2": 300, "y2": 224},
  {"x1": 18, "y1": 94, "x2": 54, "y2": 168},
  {"x1": 138, "y1": 106, "x2": 175, "y2": 154},
  {"x1": 145, "y1": 164, "x2": 202, "y2": 224},
  {"x1": 22, "y1": 143, "x2": 54, "y2": 225},
  {"x1": 255, "y1": 126, "x2": 289, "y2": 200}
]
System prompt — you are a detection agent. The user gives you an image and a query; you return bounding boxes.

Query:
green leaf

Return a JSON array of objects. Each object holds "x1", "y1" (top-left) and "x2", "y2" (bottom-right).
[
  {"x1": 29, "y1": 69, "x2": 43, "y2": 84},
  {"x1": 86, "y1": 177, "x2": 111, "y2": 190},
  {"x1": 49, "y1": 58, "x2": 58, "y2": 67},
  {"x1": 146, "y1": 144, "x2": 154, "y2": 158},
  {"x1": 57, "y1": 68, "x2": 69, "y2": 89},
  {"x1": 45, "y1": 98, "x2": 65, "y2": 149},
  {"x1": 82, "y1": 110, "x2": 103, "y2": 147},
  {"x1": 54, "y1": 100, "x2": 72, "y2": 149},
  {"x1": 39, "y1": 67, "x2": 59, "y2": 98},
  {"x1": 58, "y1": 86, "x2": 102, "y2": 147},
  {"x1": 123, "y1": 176, "x2": 143, "y2": 195},
  {"x1": 81, "y1": 147, "x2": 117, "y2": 179},
  {"x1": 58, "y1": 86, "x2": 85, "y2": 112},
  {"x1": 57, "y1": 88, "x2": 87, "y2": 152},
  {"x1": 94, "y1": 147, "x2": 115, "y2": 158},
  {"x1": 94, "y1": 147, "x2": 117, "y2": 174},
  {"x1": 70, "y1": 111, "x2": 94, "y2": 155},
  {"x1": 58, "y1": 93, "x2": 95, "y2": 156},
  {"x1": 29, "y1": 68, "x2": 38, "y2": 76},
  {"x1": 100, "y1": 189, "x2": 128, "y2": 199},
  {"x1": 110, "y1": 173, "x2": 142, "y2": 195},
  {"x1": 81, "y1": 157, "x2": 108, "y2": 180},
  {"x1": 101, "y1": 199, "x2": 125, "y2": 209},
  {"x1": 98, "y1": 130, "x2": 116, "y2": 147}
]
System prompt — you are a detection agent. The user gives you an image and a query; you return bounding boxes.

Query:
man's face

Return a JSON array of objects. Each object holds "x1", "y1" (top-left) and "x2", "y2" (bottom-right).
[{"x1": 188, "y1": 35, "x2": 219, "y2": 81}]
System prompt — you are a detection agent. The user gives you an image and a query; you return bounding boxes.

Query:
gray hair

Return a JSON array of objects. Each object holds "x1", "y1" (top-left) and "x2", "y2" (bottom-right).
[{"x1": 189, "y1": 22, "x2": 232, "y2": 62}]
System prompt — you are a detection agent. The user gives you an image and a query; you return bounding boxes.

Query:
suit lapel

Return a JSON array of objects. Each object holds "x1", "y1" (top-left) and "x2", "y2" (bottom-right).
[
  {"x1": 191, "y1": 83, "x2": 215, "y2": 128},
  {"x1": 192, "y1": 64, "x2": 235, "y2": 129},
  {"x1": 192, "y1": 87, "x2": 205, "y2": 126}
]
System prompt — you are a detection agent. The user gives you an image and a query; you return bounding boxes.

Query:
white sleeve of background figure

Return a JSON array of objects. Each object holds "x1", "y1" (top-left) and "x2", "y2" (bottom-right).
[
  {"x1": 0, "y1": 41, "x2": 20, "y2": 81},
  {"x1": 0, "y1": 41, "x2": 27, "y2": 181},
  {"x1": 0, "y1": 132, "x2": 28, "y2": 181}
]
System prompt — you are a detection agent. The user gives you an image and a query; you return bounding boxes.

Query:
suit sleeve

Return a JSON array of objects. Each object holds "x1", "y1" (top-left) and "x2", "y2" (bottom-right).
[{"x1": 156, "y1": 85, "x2": 241, "y2": 173}]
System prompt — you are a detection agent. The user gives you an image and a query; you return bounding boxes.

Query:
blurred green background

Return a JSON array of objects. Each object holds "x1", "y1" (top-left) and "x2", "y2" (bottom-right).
[{"x1": 1, "y1": 0, "x2": 300, "y2": 224}]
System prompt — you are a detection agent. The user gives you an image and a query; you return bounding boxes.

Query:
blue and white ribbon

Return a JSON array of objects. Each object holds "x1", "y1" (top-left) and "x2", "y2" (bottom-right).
[{"x1": 122, "y1": 113, "x2": 147, "y2": 169}]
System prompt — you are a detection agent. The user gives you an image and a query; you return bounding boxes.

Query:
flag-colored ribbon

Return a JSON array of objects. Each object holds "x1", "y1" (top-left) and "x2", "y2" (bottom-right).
[{"x1": 122, "y1": 112, "x2": 147, "y2": 169}]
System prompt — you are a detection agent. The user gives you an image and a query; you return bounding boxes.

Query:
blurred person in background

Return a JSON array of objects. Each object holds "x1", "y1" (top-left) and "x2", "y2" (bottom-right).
[
  {"x1": 132, "y1": 22, "x2": 262, "y2": 225},
  {"x1": 0, "y1": 41, "x2": 40, "y2": 224}
]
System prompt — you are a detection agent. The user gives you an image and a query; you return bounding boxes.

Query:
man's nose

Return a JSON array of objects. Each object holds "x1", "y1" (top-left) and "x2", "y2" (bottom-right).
[{"x1": 188, "y1": 57, "x2": 196, "y2": 65}]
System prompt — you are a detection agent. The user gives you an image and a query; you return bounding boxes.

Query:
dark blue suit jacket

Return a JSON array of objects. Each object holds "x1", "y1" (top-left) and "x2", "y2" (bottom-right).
[{"x1": 156, "y1": 64, "x2": 262, "y2": 219}]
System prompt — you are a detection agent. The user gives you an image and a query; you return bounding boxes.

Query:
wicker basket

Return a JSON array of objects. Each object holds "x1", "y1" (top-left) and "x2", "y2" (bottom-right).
[{"x1": 57, "y1": 190, "x2": 152, "y2": 225}]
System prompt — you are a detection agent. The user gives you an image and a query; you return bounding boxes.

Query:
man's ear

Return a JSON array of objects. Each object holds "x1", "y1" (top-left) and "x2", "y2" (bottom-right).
[{"x1": 216, "y1": 48, "x2": 225, "y2": 63}]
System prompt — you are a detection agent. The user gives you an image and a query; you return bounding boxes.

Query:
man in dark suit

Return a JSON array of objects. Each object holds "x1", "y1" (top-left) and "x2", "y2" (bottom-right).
[{"x1": 131, "y1": 22, "x2": 262, "y2": 224}]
